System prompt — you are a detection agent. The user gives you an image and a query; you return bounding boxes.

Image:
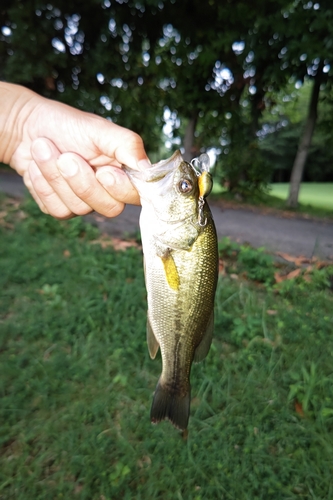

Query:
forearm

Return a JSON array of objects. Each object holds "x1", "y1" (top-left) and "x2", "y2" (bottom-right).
[{"x1": 0, "y1": 82, "x2": 37, "y2": 168}]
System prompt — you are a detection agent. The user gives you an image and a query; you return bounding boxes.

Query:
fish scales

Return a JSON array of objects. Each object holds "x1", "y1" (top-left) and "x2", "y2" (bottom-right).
[
  {"x1": 147, "y1": 214, "x2": 216, "y2": 378},
  {"x1": 124, "y1": 151, "x2": 218, "y2": 430}
]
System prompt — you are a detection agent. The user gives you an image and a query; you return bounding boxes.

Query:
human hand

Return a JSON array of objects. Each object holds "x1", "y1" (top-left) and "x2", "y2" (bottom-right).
[{"x1": 2, "y1": 84, "x2": 150, "y2": 219}]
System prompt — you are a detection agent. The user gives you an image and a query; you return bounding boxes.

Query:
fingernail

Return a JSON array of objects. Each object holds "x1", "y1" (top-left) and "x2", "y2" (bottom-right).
[
  {"x1": 34, "y1": 139, "x2": 52, "y2": 161},
  {"x1": 96, "y1": 170, "x2": 115, "y2": 187},
  {"x1": 57, "y1": 157, "x2": 79, "y2": 177},
  {"x1": 137, "y1": 159, "x2": 152, "y2": 171}
]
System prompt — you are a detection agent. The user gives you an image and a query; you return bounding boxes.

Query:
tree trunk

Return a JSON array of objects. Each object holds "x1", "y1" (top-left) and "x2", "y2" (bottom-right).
[
  {"x1": 183, "y1": 114, "x2": 198, "y2": 162},
  {"x1": 287, "y1": 65, "x2": 323, "y2": 208}
]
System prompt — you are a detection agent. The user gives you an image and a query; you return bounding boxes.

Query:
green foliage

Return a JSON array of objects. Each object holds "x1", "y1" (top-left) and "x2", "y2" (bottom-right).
[
  {"x1": 237, "y1": 247, "x2": 275, "y2": 284},
  {"x1": 1, "y1": 197, "x2": 333, "y2": 499},
  {"x1": 219, "y1": 237, "x2": 276, "y2": 285},
  {"x1": 259, "y1": 82, "x2": 333, "y2": 182},
  {"x1": 275, "y1": 265, "x2": 333, "y2": 299},
  {"x1": 2, "y1": 0, "x2": 333, "y2": 192},
  {"x1": 259, "y1": 123, "x2": 301, "y2": 177},
  {"x1": 218, "y1": 141, "x2": 272, "y2": 197},
  {"x1": 21, "y1": 196, "x2": 100, "y2": 239}
]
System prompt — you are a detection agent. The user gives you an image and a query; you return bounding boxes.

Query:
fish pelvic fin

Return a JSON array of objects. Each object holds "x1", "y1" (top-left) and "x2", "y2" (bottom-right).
[
  {"x1": 193, "y1": 310, "x2": 214, "y2": 363},
  {"x1": 147, "y1": 315, "x2": 159, "y2": 359},
  {"x1": 150, "y1": 379, "x2": 190, "y2": 431}
]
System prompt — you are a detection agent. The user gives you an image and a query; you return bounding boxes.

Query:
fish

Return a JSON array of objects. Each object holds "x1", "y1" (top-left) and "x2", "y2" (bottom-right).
[{"x1": 124, "y1": 150, "x2": 218, "y2": 430}]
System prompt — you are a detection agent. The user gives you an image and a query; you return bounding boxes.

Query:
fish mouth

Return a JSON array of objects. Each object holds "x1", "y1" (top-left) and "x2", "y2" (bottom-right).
[
  {"x1": 123, "y1": 150, "x2": 185, "y2": 203},
  {"x1": 124, "y1": 150, "x2": 183, "y2": 182},
  {"x1": 142, "y1": 150, "x2": 184, "y2": 181},
  {"x1": 124, "y1": 150, "x2": 201, "y2": 226}
]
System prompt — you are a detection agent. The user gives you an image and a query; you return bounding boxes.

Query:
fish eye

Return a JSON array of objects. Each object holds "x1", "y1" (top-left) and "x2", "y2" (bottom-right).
[{"x1": 178, "y1": 179, "x2": 193, "y2": 194}]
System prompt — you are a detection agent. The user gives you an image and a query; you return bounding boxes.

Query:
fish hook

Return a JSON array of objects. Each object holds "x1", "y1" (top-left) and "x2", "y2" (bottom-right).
[{"x1": 198, "y1": 197, "x2": 207, "y2": 227}]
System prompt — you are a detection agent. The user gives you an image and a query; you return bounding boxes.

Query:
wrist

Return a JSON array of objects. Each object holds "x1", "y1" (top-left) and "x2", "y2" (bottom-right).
[{"x1": 0, "y1": 82, "x2": 38, "y2": 168}]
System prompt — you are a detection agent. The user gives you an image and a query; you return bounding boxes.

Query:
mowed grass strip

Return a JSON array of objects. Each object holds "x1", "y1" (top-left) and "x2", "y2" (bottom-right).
[
  {"x1": 270, "y1": 183, "x2": 333, "y2": 210},
  {"x1": 212, "y1": 182, "x2": 333, "y2": 219},
  {"x1": 1, "y1": 195, "x2": 333, "y2": 500}
]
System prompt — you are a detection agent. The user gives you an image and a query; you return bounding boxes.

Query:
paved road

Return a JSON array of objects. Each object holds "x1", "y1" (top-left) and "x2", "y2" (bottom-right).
[{"x1": 1, "y1": 170, "x2": 333, "y2": 260}]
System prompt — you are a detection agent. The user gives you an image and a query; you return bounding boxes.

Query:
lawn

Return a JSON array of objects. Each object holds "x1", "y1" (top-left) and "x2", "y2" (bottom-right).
[
  {"x1": 269, "y1": 183, "x2": 333, "y2": 210},
  {"x1": 212, "y1": 182, "x2": 333, "y2": 218},
  {"x1": 1, "y1": 195, "x2": 333, "y2": 500}
]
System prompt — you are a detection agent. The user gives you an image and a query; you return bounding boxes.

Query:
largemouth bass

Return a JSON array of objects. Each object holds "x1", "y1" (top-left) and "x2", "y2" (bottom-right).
[{"x1": 125, "y1": 150, "x2": 218, "y2": 430}]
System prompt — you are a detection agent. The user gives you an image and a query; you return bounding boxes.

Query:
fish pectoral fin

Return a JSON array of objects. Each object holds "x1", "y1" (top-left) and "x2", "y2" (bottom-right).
[
  {"x1": 161, "y1": 253, "x2": 180, "y2": 291},
  {"x1": 147, "y1": 316, "x2": 159, "y2": 359},
  {"x1": 193, "y1": 310, "x2": 214, "y2": 363}
]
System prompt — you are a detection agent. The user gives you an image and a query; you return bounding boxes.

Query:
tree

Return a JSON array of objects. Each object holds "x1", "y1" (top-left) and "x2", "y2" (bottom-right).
[
  {"x1": 269, "y1": 0, "x2": 333, "y2": 205},
  {"x1": 258, "y1": 79, "x2": 333, "y2": 183},
  {"x1": 0, "y1": 0, "x2": 295, "y2": 166},
  {"x1": 287, "y1": 63, "x2": 324, "y2": 206},
  {"x1": 1, "y1": 0, "x2": 332, "y2": 195},
  {"x1": 0, "y1": 0, "x2": 168, "y2": 152}
]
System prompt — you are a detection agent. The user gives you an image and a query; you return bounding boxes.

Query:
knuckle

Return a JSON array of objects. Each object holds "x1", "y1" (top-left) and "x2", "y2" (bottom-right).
[
  {"x1": 105, "y1": 202, "x2": 124, "y2": 218},
  {"x1": 129, "y1": 132, "x2": 144, "y2": 149},
  {"x1": 33, "y1": 178, "x2": 54, "y2": 200},
  {"x1": 45, "y1": 170, "x2": 62, "y2": 183},
  {"x1": 34, "y1": 189, "x2": 73, "y2": 219},
  {"x1": 74, "y1": 182, "x2": 95, "y2": 200}
]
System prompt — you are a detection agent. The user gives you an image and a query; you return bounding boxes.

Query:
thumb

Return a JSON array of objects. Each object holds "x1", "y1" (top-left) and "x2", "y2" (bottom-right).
[{"x1": 115, "y1": 134, "x2": 151, "y2": 172}]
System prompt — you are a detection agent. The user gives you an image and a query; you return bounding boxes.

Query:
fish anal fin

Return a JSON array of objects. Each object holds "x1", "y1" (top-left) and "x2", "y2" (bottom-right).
[
  {"x1": 161, "y1": 253, "x2": 180, "y2": 291},
  {"x1": 150, "y1": 379, "x2": 190, "y2": 431},
  {"x1": 147, "y1": 316, "x2": 159, "y2": 359},
  {"x1": 193, "y1": 311, "x2": 214, "y2": 363}
]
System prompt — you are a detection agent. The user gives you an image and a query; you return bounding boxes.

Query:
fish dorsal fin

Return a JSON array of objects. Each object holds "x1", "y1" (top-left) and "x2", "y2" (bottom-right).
[
  {"x1": 147, "y1": 315, "x2": 159, "y2": 359},
  {"x1": 193, "y1": 310, "x2": 214, "y2": 363},
  {"x1": 161, "y1": 253, "x2": 180, "y2": 291}
]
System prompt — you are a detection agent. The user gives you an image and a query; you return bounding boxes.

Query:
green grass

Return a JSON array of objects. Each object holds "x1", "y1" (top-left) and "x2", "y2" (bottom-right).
[
  {"x1": 270, "y1": 183, "x2": 333, "y2": 210},
  {"x1": 1, "y1": 195, "x2": 333, "y2": 499},
  {"x1": 212, "y1": 182, "x2": 333, "y2": 219}
]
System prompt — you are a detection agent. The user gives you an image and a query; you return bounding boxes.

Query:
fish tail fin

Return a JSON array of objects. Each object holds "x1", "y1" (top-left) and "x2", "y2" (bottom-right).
[{"x1": 150, "y1": 379, "x2": 190, "y2": 431}]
